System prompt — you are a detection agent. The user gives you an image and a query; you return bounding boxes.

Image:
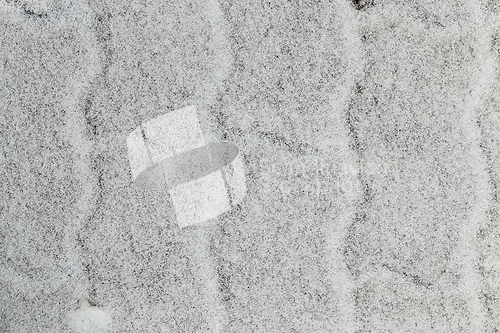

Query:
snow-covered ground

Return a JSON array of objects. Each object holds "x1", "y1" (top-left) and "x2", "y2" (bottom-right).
[{"x1": 1, "y1": 0, "x2": 500, "y2": 332}]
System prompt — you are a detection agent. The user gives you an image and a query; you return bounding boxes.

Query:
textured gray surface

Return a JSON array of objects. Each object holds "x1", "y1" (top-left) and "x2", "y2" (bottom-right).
[{"x1": 1, "y1": 0, "x2": 500, "y2": 332}]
